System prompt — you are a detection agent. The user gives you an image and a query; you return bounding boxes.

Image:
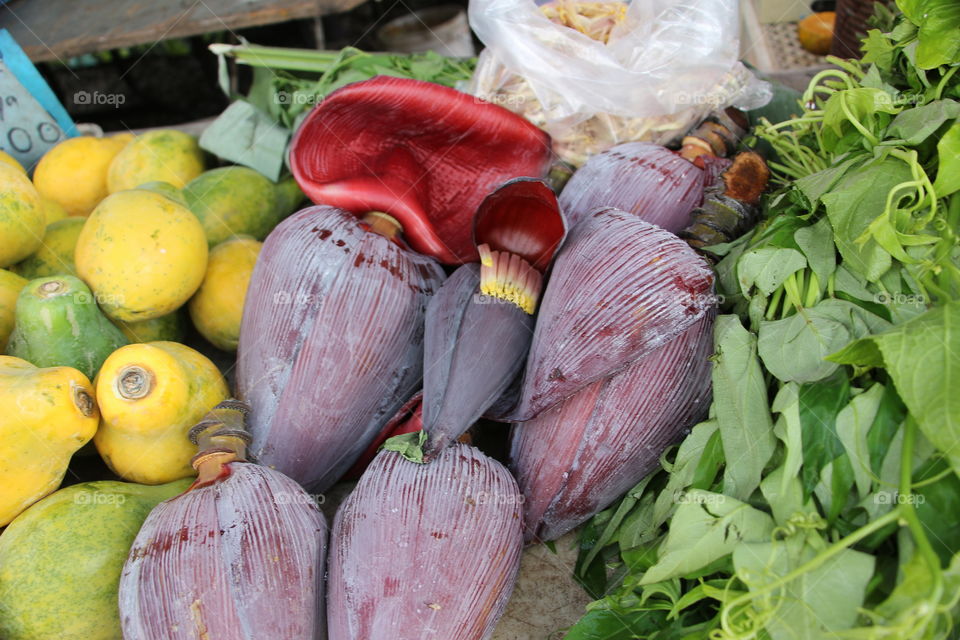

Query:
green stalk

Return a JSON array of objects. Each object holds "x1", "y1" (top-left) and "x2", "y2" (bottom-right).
[
  {"x1": 910, "y1": 465, "x2": 955, "y2": 489},
  {"x1": 934, "y1": 66, "x2": 959, "y2": 101},
  {"x1": 804, "y1": 271, "x2": 821, "y2": 308},
  {"x1": 209, "y1": 43, "x2": 361, "y2": 73},
  {"x1": 781, "y1": 272, "x2": 805, "y2": 316},
  {"x1": 719, "y1": 421, "x2": 948, "y2": 636},
  {"x1": 839, "y1": 92, "x2": 880, "y2": 147},
  {"x1": 719, "y1": 508, "x2": 902, "y2": 633},
  {"x1": 802, "y1": 69, "x2": 855, "y2": 105},
  {"x1": 766, "y1": 286, "x2": 784, "y2": 321},
  {"x1": 898, "y1": 419, "x2": 944, "y2": 592}
]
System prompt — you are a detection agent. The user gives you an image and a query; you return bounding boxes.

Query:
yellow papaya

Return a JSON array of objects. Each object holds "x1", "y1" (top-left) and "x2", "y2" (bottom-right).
[
  {"x1": 0, "y1": 356, "x2": 99, "y2": 525},
  {"x1": 39, "y1": 197, "x2": 68, "y2": 225},
  {"x1": 0, "y1": 150, "x2": 25, "y2": 174},
  {"x1": 75, "y1": 189, "x2": 208, "y2": 322},
  {"x1": 189, "y1": 236, "x2": 262, "y2": 351},
  {"x1": 32, "y1": 136, "x2": 128, "y2": 217},
  {"x1": 109, "y1": 132, "x2": 135, "y2": 147},
  {"x1": 107, "y1": 130, "x2": 204, "y2": 193},
  {"x1": 0, "y1": 164, "x2": 44, "y2": 267},
  {"x1": 12, "y1": 217, "x2": 85, "y2": 280},
  {"x1": 94, "y1": 341, "x2": 228, "y2": 484},
  {"x1": 0, "y1": 269, "x2": 27, "y2": 351}
]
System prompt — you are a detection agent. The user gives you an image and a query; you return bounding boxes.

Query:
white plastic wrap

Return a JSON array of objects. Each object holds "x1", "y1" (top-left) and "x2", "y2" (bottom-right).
[{"x1": 468, "y1": 0, "x2": 771, "y2": 165}]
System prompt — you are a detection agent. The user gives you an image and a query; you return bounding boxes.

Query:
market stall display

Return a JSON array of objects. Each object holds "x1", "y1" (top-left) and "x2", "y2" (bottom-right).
[{"x1": 0, "y1": 1, "x2": 958, "y2": 639}]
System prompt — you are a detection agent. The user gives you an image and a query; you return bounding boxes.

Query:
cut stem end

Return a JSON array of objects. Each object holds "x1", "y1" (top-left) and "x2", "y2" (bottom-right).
[
  {"x1": 37, "y1": 280, "x2": 67, "y2": 297},
  {"x1": 116, "y1": 365, "x2": 154, "y2": 400},
  {"x1": 188, "y1": 399, "x2": 253, "y2": 489},
  {"x1": 362, "y1": 211, "x2": 404, "y2": 240},
  {"x1": 72, "y1": 383, "x2": 95, "y2": 418}
]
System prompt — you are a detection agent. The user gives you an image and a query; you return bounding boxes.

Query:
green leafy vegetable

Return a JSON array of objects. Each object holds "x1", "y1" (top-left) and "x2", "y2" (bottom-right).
[
  {"x1": 381, "y1": 430, "x2": 428, "y2": 464},
  {"x1": 198, "y1": 100, "x2": 291, "y2": 180},
  {"x1": 732, "y1": 537, "x2": 875, "y2": 639},
  {"x1": 568, "y1": 4, "x2": 960, "y2": 637},
  {"x1": 933, "y1": 121, "x2": 960, "y2": 196},
  {"x1": 829, "y1": 301, "x2": 960, "y2": 473},
  {"x1": 711, "y1": 316, "x2": 776, "y2": 500},
  {"x1": 896, "y1": 0, "x2": 960, "y2": 69},
  {"x1": 797, "y1": 374, "x2": 851, "y2": 500},
  {"x1": 640, "y1": 491, "x2": 774, "y2": 585}
]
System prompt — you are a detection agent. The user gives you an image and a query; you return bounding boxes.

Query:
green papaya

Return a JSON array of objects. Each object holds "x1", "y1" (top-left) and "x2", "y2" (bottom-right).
[
  {"x1": 274, "y1": 174, "x2": 306, "y2": 219},
  {"x1": 183, "y1": 166, "x2": 280, "y2": 246},
  {"x1": 12, "y1": 217, "x2": 85, "y2": 280},
  {"x1": 135, "y1": 180, "x2": 187, "y2": 207},
  {"x1": 111, "y1": 308, "x2": 188, "y2": 343},
  {"x1": 0, "y1": 478, "x2": 192, "y2": 640},
  {"x1": 6, "y1": 275, "x2": 129, "y2": 378}
]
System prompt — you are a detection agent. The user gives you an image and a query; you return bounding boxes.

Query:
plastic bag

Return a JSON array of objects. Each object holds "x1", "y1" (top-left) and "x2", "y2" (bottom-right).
[{"x1": 468, "y1": 0, "x2": 771, "y2": 165}]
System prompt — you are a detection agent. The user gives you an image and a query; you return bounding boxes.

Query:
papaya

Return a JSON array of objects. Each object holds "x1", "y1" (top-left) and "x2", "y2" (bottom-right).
[
  {"x1": 75, "y1": 189, "x2": 208, "y2": 322},
  {"x1": 0, "y1": 356, "x2": 99, "y2": 525},
  {"x1": 107, "y1": 130, "x2": 204, "y2": 193},
  {"x1": 32, "y1": 135, "x2": 129, "y2": 217},
  {"x1": 0, "y1": 163, "x2": 44, "y2": 267},
  {"x1": 189, "y1": 236, "x2": 262, "y2": 351},
  {"x1": 0, "y1": 149, "x2": 24, "y2": 174},
  {"x1": 11, "y1": 216, "x2": 85, "y2": 280},
  {"x1": 94, "y1": 341, "x2": 229, "y2": 484},
  {"x1": 183, "y1": 166, "x2": 280, "y2": 246},
  {"x1": 135, "y1": 180, "x2": 187, "y2": 206},
  {"x1": 0, "y1": 269, "x2": 26, "y2": 352},
  {"x1": 112, "y1": 309, "x2": 188, "y2": 343},
  {"x1": 39, "y1": 196, "x2": 68, "y2": 225},
  {"x1": 0, "y1": 477, "x2": 192, "y2": 640},
  {"x1": 109, "y1": 132, "x2": 135, "y2": 147},
  {"x1": 7, "y1": 275, "x2": 128, "y2": 379},
  {"x1": 275, "y1": 174, "x2": 306, "y2": 219}
]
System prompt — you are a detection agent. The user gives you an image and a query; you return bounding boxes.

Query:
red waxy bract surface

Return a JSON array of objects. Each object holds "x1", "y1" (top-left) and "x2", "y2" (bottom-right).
[
  {"x1": 511, "y1": 311, "x2": 715, "y2": 541},
  {"x1": 509, "y1": 207, "x2": 715, "y2": 421},
  {"x1": 328, "y1": 444, "x2": 523, "y2": 640},
  {"x1": 119, "y1": 463, "x2": 328, "y2": 640},
  {"x1": 559, "y1": 142, "x2": 705, "y2": 232},
  {"x1": 474, "y1": 177, "x2": 566, "y2": 272},
  {"x1": 289, "y1": 76, "x2": 554, "y2": 264},
  {"x1": 237, "y1": 205, "x2": 445, "y2": 491}
]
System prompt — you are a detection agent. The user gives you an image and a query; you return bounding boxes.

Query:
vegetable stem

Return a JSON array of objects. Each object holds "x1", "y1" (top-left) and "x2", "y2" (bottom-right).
[
  {"x1": 898, "y1": 419, "x2": 943, "y2": 579},
  {"x1": 934, "y1": 66, "x2": 958, "y2": 100},
  {"x1": 210, "y1": 43, "x2": 348, "y2": 72},
  {"x1": 804, "y1": 271, "x2": 820, "y2": 308},
  {"x1": 781, "y1": 272, "x2": 805, "y2": 316},
  {"x1": 839, "y1": 92, "x2": 879, "y2": 147},
  {"x1": 719, "y1": 509, "x2": 902, "y2": 634},
  {"x1": 766, "y1": 286, "x2": 784, "y2": 321}
]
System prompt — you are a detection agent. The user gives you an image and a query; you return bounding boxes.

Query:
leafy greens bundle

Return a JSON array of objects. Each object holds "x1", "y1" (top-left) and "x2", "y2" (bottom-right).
[{"x1": 565, "y1": 3, "x2": 960, "y2": 638}]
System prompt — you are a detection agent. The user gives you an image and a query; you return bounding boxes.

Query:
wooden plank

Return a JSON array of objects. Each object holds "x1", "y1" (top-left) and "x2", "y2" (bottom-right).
[{"x1": 0, "y1": 0, "x2": 365, "y2": 63}]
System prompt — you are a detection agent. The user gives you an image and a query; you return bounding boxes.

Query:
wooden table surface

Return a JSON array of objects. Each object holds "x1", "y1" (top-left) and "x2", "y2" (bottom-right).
[{"x1": 0, "y1": 0, "x2": 366, "y2": 63}]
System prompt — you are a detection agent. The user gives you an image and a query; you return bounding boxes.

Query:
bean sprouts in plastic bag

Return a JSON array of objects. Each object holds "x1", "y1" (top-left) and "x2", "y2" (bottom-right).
[{"x1": 468, "y1": 0, "x2": 771, "y2": 165}]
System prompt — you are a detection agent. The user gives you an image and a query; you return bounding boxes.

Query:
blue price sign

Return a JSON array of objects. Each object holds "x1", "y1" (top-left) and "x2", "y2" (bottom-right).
[
  {"x1": 0, "y1": 60, "x2": 66, "y2": 167},
  {"x1": 0, "y1": 29, "x2": 76, "y2": 172}
]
